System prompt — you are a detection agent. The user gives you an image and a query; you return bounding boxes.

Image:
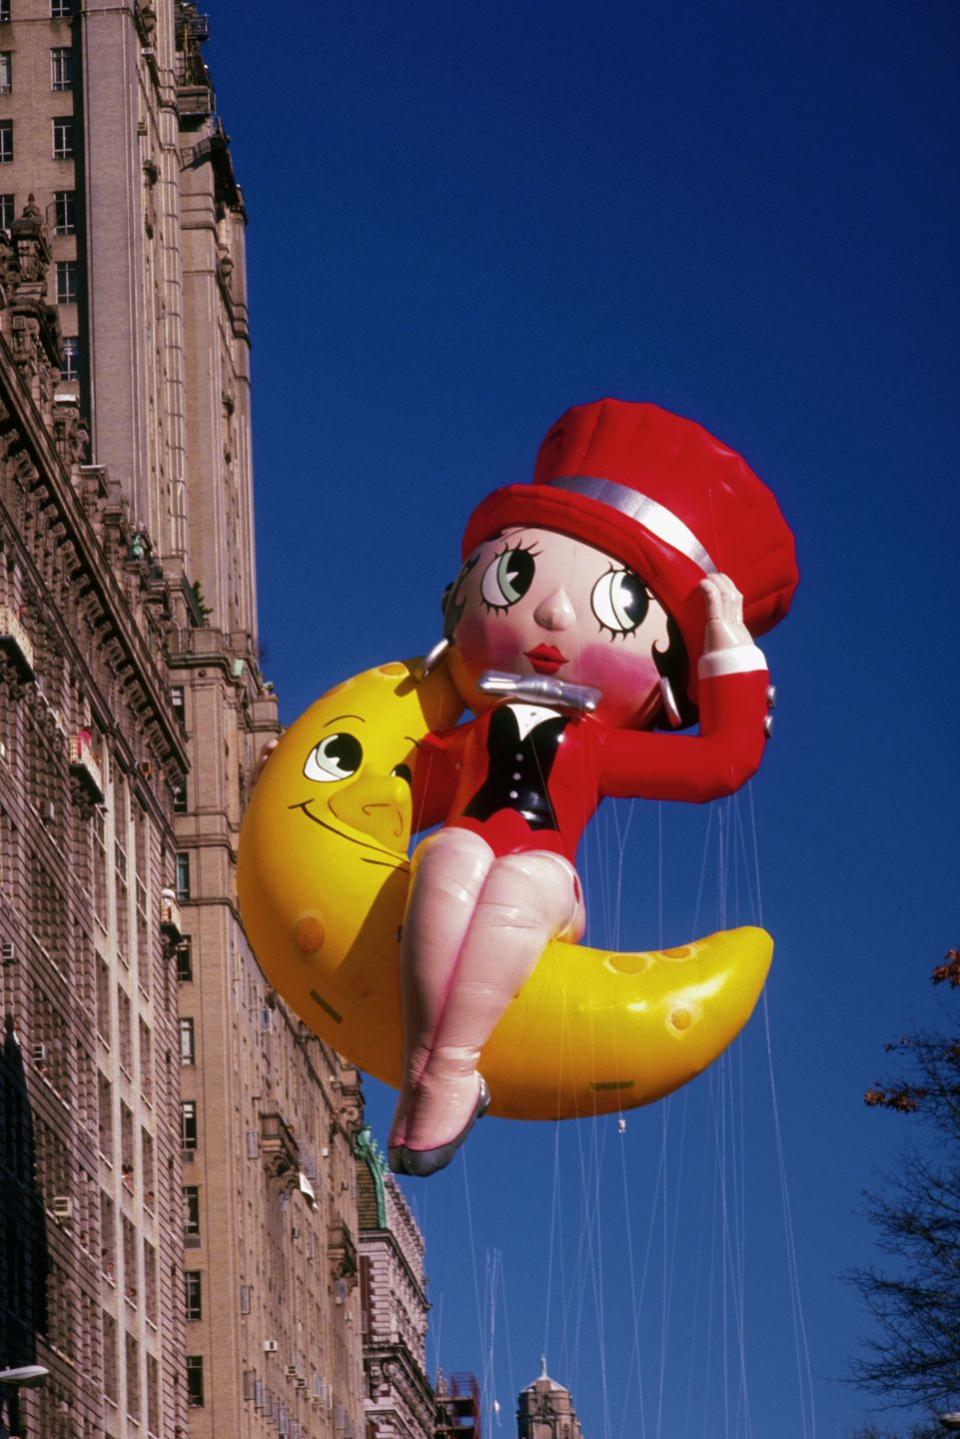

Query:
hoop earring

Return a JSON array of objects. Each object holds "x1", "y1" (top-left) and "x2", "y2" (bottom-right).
[
  {"x1": 420, "y1": 636, "x2": 450, "y2": 677},
  {"x1": 659, "y1": 675, "x2": 683, "y2": 728}
]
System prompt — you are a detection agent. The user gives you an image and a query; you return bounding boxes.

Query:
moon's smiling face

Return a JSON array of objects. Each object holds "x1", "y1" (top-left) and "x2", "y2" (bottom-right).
[
  {"x1": 239, "y1": 660, "x2": 463, "y2": 973},
  {"x1": 289, "y1": 711, "x2": 415, "y2": 863}
]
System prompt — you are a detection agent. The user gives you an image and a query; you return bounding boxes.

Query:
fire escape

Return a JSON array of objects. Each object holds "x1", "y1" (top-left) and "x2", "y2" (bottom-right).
[{"x1": 434, "y1": 1370, "x2": 481, "y2": 1439}]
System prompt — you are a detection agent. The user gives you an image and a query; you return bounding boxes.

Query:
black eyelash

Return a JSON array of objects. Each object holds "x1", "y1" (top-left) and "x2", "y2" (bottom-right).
[
  {"x1": 595, "y1": 621, "x2": 637, "y2": 642},
  {"x1": 480, "y1": 540, "x2": 541, "y2": 615},
  {"x1": 493, "y1": 538, "x2": 542, "y2": 560}
]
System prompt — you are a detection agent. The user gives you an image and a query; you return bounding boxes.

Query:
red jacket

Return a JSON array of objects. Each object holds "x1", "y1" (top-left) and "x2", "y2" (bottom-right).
[{"x1": 411, "y1": 669, "x2": 770, "y2": 861}]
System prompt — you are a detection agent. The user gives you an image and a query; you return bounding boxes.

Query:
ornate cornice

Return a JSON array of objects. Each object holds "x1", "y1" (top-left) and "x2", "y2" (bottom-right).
[{"x1": 0, "y1": 367, "x2": 188, "y2": 794}]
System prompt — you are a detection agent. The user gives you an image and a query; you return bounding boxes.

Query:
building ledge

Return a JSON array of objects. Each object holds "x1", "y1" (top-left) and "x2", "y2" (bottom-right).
[
  {"x1": 259, "y1": 1102, "x2": 299, "y2": 1180},
  {"x1": 0, "y1": 604, "x2": 35, "y2": 679},
  {"x1": 327, "y1": 1215, "x2": 358, "y2": 1285}
]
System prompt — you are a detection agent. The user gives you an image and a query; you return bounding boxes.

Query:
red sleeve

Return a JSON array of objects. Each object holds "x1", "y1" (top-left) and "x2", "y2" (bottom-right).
[
  {"x1": 410, "y1": 724, "x2": 469, "y2": 833},
  {"x1": 599, "y1": 670, "x2": 770, "y2": 804}
]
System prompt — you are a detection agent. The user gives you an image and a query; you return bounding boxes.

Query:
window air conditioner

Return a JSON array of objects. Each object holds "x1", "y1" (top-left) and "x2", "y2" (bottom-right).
[{"x1": 262, "y1": 1339, "x2": 278, "y2": 1354}]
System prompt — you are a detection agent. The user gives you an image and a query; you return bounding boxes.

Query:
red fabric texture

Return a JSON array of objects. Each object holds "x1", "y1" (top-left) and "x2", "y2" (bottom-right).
[
  {"x1": 411, "y1": 669, "x2": 770, "y2": 860},
  {"x1": 461, "y1": 399, "x2": 799, "y2": 691}
]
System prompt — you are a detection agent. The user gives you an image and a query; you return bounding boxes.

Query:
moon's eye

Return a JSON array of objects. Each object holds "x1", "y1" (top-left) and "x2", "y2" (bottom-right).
[
  {"x1": 481, "y1": 547, "x2": 536, "y2": 610},
  {"x1": 391, "y1": 763, "x2": 412, "y2": 785},
  {"x1": 591, "y1": 569, "x2": 650, "y2": 636},
  {"x1": 303, "y1": 733, "x2": 363, "y2": 783}
]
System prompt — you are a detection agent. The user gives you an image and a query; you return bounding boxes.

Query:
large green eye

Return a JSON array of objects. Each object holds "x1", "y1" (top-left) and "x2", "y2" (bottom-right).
[
  {"x1": 303, "y1": 733, "x2": 363, "y2": 783},
  {"x1": 591, "y1": 569, "x2": 649, "y2": 636},
  {"x1": 481, "y1": 547, "x2": 536, "y2": 610}
]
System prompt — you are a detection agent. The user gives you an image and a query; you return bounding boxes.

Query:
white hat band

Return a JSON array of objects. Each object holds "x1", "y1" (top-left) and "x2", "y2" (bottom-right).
[{"x1": 550, "y1": 475, "x2": 718, "y2": 576}]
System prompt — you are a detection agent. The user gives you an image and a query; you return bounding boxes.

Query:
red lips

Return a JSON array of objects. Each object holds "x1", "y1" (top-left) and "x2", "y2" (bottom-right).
[{"x1": 525, "y1": 644, "x2": 568, "y2": 676}]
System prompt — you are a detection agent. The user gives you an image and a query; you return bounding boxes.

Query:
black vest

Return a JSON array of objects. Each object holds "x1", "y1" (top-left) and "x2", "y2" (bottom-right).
[{"x1": 463, "y1": 706, "x2": 569, "y2": 831}]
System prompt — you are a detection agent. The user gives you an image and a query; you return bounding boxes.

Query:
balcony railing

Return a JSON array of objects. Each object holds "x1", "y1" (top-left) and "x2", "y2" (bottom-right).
[
  {"x1": 69, "y1": 731, "x2": 104, "y2": 803},
  {"x1": 175, "y1": 51, "x2": 214, "y2": 114},
  {"x1": 259, "y1": 1103, "x2": 299, "y2": 1180},
  {"x1": 0, "y1": 604, "x2": 34, "y2": 679}
]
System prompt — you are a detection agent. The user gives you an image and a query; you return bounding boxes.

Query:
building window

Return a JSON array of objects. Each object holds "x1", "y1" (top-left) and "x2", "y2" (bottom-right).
[
  {"x1": 0, "y1": 2, "x2": 9, "y2": 24},
  {"x1": 180, "y1": 1100, "x2": 197, "y2": 1151},
  {"x1": 183, "y1": 1185, "x2": 200, "y2": 1239},
  {"x1": 51, "y1": 46, "x2": 72, "y2": 90},
  {"x1": 184, "y1": 1271, "x2": 202, "y2": 1322},
  {"x1": 54, "y1": 189, "x2": 75, "y2": 234},
  {"x1": 0, "y1": 52, "x2": 11, "y2": 94},
  {"x1": 173, "y1": 784, "x2": 187, "y2": 814},
  {"x1": 51, "y1": 0, "x2": 74, "y2": 14},
  {"x1": 0, "y1": 122, "x2": 12, "y2": 165},
  {"x1": 240, "y1": 1282, "x2": 251, "y2": 1315},
  {"x1": 147, "y1": 1355, "x2": 160, "y2": 1438},
  {"x1": 102, "y1": 1312, "x2": 119, "y2": 1405},
  {"x1": 175, "y1": 852, "x2": 190, "y2": 900},
  {"x1": 62, "y1": 334, "x2": 79, "y2": 380},
  {"x1": 186, "y1": 1356, "x2": 204, "y2": 1408},
  {"x1": 53, "y1": 116, "x2": 73, "y2": 159},
  {"x1": 56, "y1": 259, "x2": 78, "y2": 305},
  {"x1": 179, "y1": 1017, "x2": 195, "y2": 1066},
  {"x1": 0, "y1": 193, "x2": 12, "y2": 231},
  {"x1": 176, "y1": 936, "x2": 193, "y2": 982}
]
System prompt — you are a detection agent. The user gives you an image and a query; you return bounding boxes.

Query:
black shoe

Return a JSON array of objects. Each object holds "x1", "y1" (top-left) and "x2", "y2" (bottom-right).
[
  {"x1": 387, "y1": 1145, "x2": 407, "y2": 1175},
  {"x1": 397, "y1": 1076, "x2": 490, "y2": 1179}
]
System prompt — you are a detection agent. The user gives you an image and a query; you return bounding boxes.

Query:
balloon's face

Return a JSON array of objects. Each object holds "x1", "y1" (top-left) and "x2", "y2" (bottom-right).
[
  {"x1": 275, "y1": 689, "x2": 415, "y2": 860},
  {"x1": 444, "y1": 527, "x2": 671, "y2": 727}
]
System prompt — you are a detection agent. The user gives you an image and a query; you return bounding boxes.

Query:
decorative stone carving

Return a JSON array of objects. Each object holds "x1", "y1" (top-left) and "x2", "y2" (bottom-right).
[
  {"x1": 11, "y1": 195, "x2": 51, "y2": 287},
  {"x1": 333, "y1": 1066, "x2": 364, "y2": 1141},
  {"x1": 0, "y1": 199, "x2": 64, "y2": 420},
  {"x1": 52, "y1": 396, "x2": 91, "y2": 468},
  {"x1": 327, "y1": 1215, "x2": 359, "y2": 1286}
]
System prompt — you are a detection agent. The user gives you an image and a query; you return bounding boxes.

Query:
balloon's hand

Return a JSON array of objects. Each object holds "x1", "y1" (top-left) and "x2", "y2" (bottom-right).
[
  {"x1": 253, "y1": 736, "x2": 281, "y2": 787},
  {"x1": 700, "y1": 574, "x2": 752, "y2": 653}
]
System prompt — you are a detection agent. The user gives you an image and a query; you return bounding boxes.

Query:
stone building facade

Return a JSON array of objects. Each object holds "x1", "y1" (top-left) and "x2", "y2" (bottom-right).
[
  {"x1": 355, "y1": 1130, "x2": 435, "y2": 1439},
  {"x1": 0, "y1": 2, "x2": 369, "y2": 1437},
  {"x1": 0, "y1": 199, "x2": 189, "y2": 1438}
]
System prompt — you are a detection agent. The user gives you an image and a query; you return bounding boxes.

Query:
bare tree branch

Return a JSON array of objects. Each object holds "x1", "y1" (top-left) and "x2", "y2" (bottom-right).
[{"x1": 846, "y1": 952, "x2": 960, "y2": 1417}]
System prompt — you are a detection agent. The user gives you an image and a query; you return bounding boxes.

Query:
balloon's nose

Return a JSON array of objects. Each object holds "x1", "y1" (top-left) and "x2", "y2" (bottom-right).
[
  {"x1": 328, "y1": 775, "x2": 410, "y2": 852},
  {"x1": 533, "y1": 587, "x2": 576, "y2": 631}
]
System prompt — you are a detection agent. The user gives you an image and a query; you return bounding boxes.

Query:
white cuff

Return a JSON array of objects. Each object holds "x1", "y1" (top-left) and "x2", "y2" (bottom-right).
[{"x1": 697, "y1": 644, "x2": 768, "y2": 680}]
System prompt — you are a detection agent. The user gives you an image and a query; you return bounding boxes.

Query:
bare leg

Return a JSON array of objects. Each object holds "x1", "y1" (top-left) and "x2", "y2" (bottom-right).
[
  {"x1": 403, "y1": 849, "x2": 581, "y2": 1154},
  {"x1": 388, "y1": 828, "x2": 496, "y2": 1149}
]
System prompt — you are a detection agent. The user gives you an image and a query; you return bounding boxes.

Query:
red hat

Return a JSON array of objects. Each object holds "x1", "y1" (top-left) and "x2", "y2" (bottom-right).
[{"x1": 462, "y1": 399, "x2": 798, "y2": 693}]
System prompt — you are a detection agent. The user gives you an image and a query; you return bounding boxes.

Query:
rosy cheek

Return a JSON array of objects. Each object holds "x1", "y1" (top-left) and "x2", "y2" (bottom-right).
[
  {"x1": 455, "y1": 611, "x2": 522, "y2": 672},
  {"x1": 577, "y1": 641, "x2": 661, "y2": 705}
]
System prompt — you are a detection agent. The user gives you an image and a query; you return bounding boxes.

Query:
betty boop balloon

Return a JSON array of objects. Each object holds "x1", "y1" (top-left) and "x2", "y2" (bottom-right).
[{"x1": 238, "y1": 399, "x2": 798, "y2": 1177}]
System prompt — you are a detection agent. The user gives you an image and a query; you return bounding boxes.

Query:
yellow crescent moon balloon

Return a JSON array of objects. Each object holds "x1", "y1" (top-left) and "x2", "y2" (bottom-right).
[{"x1": 237, "y1": 659, "x2": 772, "y2": 1121}]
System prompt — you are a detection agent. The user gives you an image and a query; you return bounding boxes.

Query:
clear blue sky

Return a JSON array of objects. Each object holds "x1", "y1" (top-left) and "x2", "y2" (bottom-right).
[{"x1": 206, "y1": 4, "x2": 959, "y2": 1434}]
